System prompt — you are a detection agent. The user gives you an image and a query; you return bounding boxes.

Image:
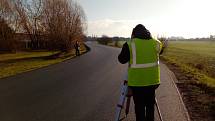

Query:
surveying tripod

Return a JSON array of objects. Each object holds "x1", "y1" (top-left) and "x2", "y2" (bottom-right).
[{"x1": 115, "y1": 80, "x2": 164, "y2": 121}]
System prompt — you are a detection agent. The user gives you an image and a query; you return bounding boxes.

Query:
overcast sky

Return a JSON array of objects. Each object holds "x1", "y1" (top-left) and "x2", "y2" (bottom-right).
[{"x1": 78, "y1": 0, "x2": 215, "y2": 38}]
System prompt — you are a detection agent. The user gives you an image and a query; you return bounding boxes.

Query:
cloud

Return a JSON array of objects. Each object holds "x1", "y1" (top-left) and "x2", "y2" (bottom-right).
[
  {"x1": 87, "y1": 17, "x2": 215, "y2": 38},
  {"x1": 87, "y1": 19, "x2": 174, "y2": 38},
  {"x1": 87, "y1": 18, "x2": 182, "y2": 38},
  {"x1": 87, "y1": 19, "x2": 142, "y2": 37}
]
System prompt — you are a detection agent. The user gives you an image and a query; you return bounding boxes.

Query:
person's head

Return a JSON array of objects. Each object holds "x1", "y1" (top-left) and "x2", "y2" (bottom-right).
[{"x1": 131, "y1": 24, "x2": 152, "y2": 40}]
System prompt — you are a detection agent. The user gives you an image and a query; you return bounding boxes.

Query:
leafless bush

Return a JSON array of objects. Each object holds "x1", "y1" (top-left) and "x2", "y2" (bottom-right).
[
  {"x1": 0, "y1": 0, "x2": 18, "y2": 52},
  {"x1": 97, "y1": 35, "x2": 112, "y2": 45},
  {"x1": 0, "y1": 18, "x2": 17, "y2": 52},
  {"x1": 41, "y1": 0, "x2": 86, "y2": 51}
]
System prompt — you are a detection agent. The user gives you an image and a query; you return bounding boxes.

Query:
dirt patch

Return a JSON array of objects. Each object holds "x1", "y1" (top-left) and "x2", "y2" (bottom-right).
[{"x1": 162, "y1": 60, "x2": 215, "y2": 121}]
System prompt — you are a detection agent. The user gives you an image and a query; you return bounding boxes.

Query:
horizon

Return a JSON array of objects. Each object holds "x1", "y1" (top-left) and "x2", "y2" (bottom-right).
[{"x1": 79, "y1": 0, "x2": 215, "y2": 39}]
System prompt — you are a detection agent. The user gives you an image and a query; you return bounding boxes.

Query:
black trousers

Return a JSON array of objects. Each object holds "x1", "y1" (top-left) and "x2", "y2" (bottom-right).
[
  {"x1": 130, "y1": 85, "x2": 158, "y2": 121},
  {"x1": 75, "y1": 49, "x2": 80, "y2": 56}
]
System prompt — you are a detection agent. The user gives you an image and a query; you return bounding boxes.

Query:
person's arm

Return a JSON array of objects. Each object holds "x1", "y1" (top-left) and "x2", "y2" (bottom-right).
[
  {"x1": 160, "y1": 46, "x2": 164, "y2": 55},
  {"x1": 118, "y1": 43, "x2": 130, "y2": 64}
]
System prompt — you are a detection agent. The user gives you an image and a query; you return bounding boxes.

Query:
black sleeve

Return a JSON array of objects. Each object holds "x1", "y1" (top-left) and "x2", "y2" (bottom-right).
[
  {"x1": 159, "y1": 46, "x2": 166, "y2": 55},
  {"x1": 118, "y1": 43, "x2": 130, "y2": 64}
]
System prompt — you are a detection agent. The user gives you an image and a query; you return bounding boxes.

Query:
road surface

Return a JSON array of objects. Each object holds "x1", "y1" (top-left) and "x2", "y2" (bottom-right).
[{"x1": 0, "y1": 42, "x2": 190, "y2": 121}]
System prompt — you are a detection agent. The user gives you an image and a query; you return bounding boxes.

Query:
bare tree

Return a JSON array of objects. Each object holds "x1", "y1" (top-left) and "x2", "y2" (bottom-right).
[
  {"x1": 0, "y1": 0, "x2": 17, "y2": 52},
  {"x1": 26, "y1": 0, "x2": 43, "y2": 49},
  {"x1": 1, "y1": 0, "x2": 86, "y2": 51},
  {"x1": 12, "y1": 0, "x2": 44, "y2": 49},
  {"x1": 0, "y1": 0, "x2": 12, "y2": 21},
  {"x1": 41, "y1": 0, "x2": 86, "y2": 51}
]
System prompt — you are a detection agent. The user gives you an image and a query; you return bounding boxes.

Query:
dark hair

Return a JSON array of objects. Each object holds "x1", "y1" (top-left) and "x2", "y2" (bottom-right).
[{"x1": 131, "y1": 24, "x2": 152, "y2": 39}]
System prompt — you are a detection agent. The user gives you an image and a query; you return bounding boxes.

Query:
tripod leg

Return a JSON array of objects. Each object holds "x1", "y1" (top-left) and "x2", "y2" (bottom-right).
[
  {"x1": 125, "y1": 96, "x2": 131, "y2": 116},
  {"x1": 115, "y1": 81, "x2": 128, "y2": 121},
  {"x1": 155, "y1": 98, "x2": 163, "y2": 121}
]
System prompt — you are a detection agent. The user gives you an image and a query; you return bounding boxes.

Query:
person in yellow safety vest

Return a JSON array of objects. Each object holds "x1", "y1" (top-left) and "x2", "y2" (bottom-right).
[{"x1": 118, "y1": 24, "x2": 162, "y2": 121}]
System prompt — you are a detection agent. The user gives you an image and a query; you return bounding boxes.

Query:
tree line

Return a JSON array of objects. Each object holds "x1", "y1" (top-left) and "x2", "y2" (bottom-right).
[{"x1": 0, "y1": 0, "x2": 86, "y2": 52}]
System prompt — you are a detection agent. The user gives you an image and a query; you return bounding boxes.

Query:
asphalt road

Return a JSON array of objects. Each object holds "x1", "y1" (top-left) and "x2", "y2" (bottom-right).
[{"x1": 0, "y1": 42, "x2": 190, "y2": 121}]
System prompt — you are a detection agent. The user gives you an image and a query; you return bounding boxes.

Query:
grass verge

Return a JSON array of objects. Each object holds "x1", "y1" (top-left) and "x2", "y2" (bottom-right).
[
  {"x1": 0, "y1": 44, "x2": 88, "y2": 79},
  {"x1": 161, "y1": 40, "x2": 215, "y2": 121}
]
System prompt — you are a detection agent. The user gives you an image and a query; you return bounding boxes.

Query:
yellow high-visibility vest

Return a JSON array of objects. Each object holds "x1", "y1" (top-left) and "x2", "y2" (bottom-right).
[{"x1": 127, "y1": 38, "x2": 162, "y2": 86}]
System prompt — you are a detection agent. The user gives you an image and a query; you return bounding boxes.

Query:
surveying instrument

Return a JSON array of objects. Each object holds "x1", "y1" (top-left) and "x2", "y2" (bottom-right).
[{"x1": 115, "y1": 79, "x2": 163, "y2": 121}]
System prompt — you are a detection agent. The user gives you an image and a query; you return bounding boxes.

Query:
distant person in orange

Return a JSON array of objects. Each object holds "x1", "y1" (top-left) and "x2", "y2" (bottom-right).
[{"x1": 74, "y1": 41, "x2": 80, "y2": 56}]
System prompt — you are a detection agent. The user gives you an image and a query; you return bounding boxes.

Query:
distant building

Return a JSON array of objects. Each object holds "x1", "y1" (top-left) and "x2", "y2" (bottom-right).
[{"x1": 168, "y1": 36, "x2": 185, "y2": 40}]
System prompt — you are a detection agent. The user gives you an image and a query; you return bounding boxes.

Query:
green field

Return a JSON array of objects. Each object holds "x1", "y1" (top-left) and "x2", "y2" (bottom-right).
[{"x1": 162, "y1": 41, "x2": 215, "y2": 87}]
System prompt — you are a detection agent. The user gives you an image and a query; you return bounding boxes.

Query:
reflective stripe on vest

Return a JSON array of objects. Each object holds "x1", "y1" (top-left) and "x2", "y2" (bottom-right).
[{"x1": 129, "y1": 40, "x2": 159, "y2": 68}]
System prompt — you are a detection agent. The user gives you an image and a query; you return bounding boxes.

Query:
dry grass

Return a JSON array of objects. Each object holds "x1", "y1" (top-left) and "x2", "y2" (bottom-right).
[
  {"x1": 162, "y1": 40, "x2": 215, "y2": 87},
  {"x1": 162, "y1": 40, "x2": 215, "y2": 121},
  {"x1": 0, "y1": 44, "x2": 87, "y2": 79}
]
